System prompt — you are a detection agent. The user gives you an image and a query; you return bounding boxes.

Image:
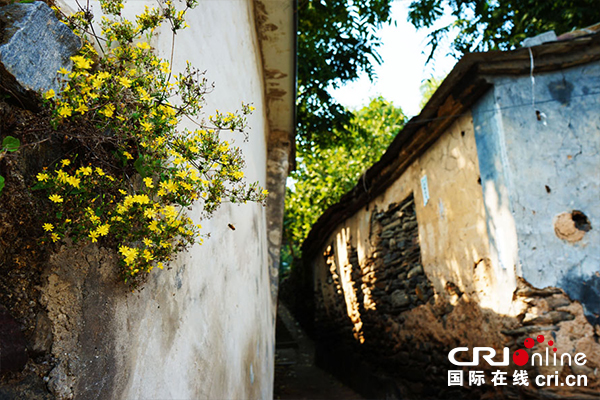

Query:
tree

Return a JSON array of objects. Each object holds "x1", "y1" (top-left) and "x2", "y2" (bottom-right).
[
  {"x1": 297, "y1": 0, "x2": 393, "y2": 149},
  {"x1": 282, "y1": 97, "x2": 405, "y2": 271},
  {"x1": 408, "y1": 0, "x2": 600, "y2": 61},
  {"x1": 419, "y1": 75, "x2": 445, "y2": 109}
]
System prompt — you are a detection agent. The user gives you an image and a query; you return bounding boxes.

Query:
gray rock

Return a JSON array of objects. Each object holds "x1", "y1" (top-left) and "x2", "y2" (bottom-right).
[
  {"x1": 407, "y1": 265, "x2": 423, "y2": 279},
  {"x1": 30, "y1": 311, "x2": 53, "y2": 356},
  {"x1": 0, "y1": 1, "x2": 81, "y2": 108},
  {"x1": 390, "y1": 289, "x2": 410, "y2": 308}
]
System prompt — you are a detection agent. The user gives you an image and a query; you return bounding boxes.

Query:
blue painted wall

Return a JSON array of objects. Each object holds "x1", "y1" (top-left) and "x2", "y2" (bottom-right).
[{"x1": 473, "y1": 62, "x2": 600, "y2": 324}]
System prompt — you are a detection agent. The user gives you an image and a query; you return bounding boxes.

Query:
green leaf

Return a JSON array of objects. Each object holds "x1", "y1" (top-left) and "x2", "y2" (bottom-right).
[
  {"x1": 0, "y1": 175, "x2": 4, "y2": 194},
  {"x1": 134, "y1": 156, "x2": 149, "y2": 177},
  {"x1": 31, "y1": 182, "x2": 47, "y2": 191},
  {"x1": 2, "y1": 136, "x2": 20, "y2": 152}
]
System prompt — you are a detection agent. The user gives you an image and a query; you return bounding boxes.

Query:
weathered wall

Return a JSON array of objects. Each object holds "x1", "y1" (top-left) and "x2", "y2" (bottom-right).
[
  {"x1": 42, "y1": 0, "x2": 277, "y2": 398},
  {"x1": 308, "y1": 97, "x2": 600, "y2": 398},
  {"x1": 474, "y1": 61, "x2": 600, "y2": 324}
]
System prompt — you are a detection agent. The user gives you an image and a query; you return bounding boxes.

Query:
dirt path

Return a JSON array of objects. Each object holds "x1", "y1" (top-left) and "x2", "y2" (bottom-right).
[{"x1": 274, "y1": 304, "x2": 363, "y2": 400}]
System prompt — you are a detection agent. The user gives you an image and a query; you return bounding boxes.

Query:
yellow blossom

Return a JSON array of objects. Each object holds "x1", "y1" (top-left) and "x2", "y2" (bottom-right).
[
  {"x1": 143, "y1": 177, "x2": 154, "y2": 188},
  {"x1": 143, "y1": 208, "x2": 157, "y2": 219},
  {"x1": 58, "y1": 67, "x2": 70, "y2": 75},
  {"x1": 136, "y1": 42, "x2": 151, "y2": 50},
  {"x1": 140, "y1": 120, "x2": 153, "y2": 131},
  {"x1": 142, "y1": 249, "x2": 154, "y2": 262},
  {"x1": 71, "y1": 55, "x2": 92, "y2": 70},
  {"x1": 89, "y1": 230, "x2": 99, "y2": 243},
  {"x1": 78, "y1": 166, "x2": 93, "y2": 176},
  {"x1": 49, "y1": 194, "x2": 63, "y2": 203},
  {"x1": 159, "y1": 62, "x2": 170, "y2": 74},
  {"x1": 44, "y1": 89, "x2": 56, "y2": 100},
  {"x1": 95, "y1": 167, "x2": 105, "y2": 176},
  {"x1": 96, "y1": 224, "x2": 110, "y2": 236},
  {"x1": 100, "y1": 104, "x2": 116, "y2": 118},
  {"x1": 58, "y1": 105, "x2": 72, "y2": 118},
  {"x1": 148, "y1": 220, "x2": 160, "y2": 232},
  {"x1": 143, "y1": 238, "x2": 153, "y2": 247},
  {"x1": 66, "y1": 176, "x2": 81, "y2": 188},
  {"x1": 75, "y1": 103, "x2": 89, "y2": 114},
  {"x1": 51, "y1": 233, "x2": 60, "y2": 242},
  {"x1": 37, "y1": 172, "x2": 50, "y2": 182},
  {"x1": 123, "y1": 151, "x2": 133, "y2": 160},
  {"x1": 119, "y1": 77, "x2": 133, "y2": 88},
  {"x1": 43, "y1": 223, "x2": 54, "y2": 232}
]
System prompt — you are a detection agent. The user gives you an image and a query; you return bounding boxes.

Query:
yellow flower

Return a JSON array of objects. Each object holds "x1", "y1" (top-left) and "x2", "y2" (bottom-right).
[
  {"x1": 78, "y1": 166, "x2": 92, "y2": 176},
  {"x1": 262, "y1": 189, "x2": 269, "y2": 196},
  {"x1": 89, "y1": 230, "x2": 99, "y2": 243},
  {"x1": 71, "y1": 55, "x2": 92, "y2": 70},
  {"x1": 100, "y1": 104, "x2": 116, "y2": 118},
  {"x1": 157, "y1": 262, "x2": 164, "y2": 270},
  {"x1": 159, "y1": 62, "x2": 170, "y2": 74},
  {"x1": 66, "y1": 176, "x2": 81, "y2": 188},
  {"x1": 95, "y1": 167, "x2": 105, "y2": 176},
  {"x1": 96, "y1": 224, "x2": 110, "y2": 236},
  {"x1": 58, "y1": 106, "x2": 72, "y2": 118},
  {"x1": 136, "y1": 42, "x2": 151, "y2": 50},
  {"x1": 142, "y1": 249, "x2": 154, "y2": 262},
  {"x1": 119, "y1": 245, "x2": 139, "y2": 265},
  {"x1": 143, "y1": 208, "x2": 157, "y2": 219},
  {"x1": 148, "y1": 220, "x2": 160, "y2": 232},
  {"x1": 43, "y1": 223, "x2": 54, "y2": 232},
  {"x1": 143, "y1": 177, "x2": 154, "y2": 188},
  {"x1": 75, "y1": 103, "x2": 89, "y2": 114},
  {"x1": 49, "y1": 194, "x2": 63, "y2": 203},
  {"x1": 58, "y1": 67, "x2": 70, "y2": 75},
  {"x1": 133, "y1": 194, "x2": 150, "y2": 205},
  {"x1": 61, "y1": 159, "x2": 71, "y2": 167},
  {"x1": 143, "y1": 238, "x2": 153, "y2": 247},
  {"x1": 51, "y1": 233, "x2": 60, "y2": 242},
  {"x1": 44, "y1": 89, "x2": 56, "y2": 100},
  {"x1": 123, "y1": 151, "x2": 133, "y2": 160},
  {"x1": 55, "y1": 170, "x2": 68, "y2": 184},
  {"x1": 37, "y1": 172, "x2": 50, "y2": 182},
  {"x1": 140, "y1": 121, "x2": 153, "y2": 131},
  {"x1": 137, "y1": 88, "x2": 151, "y2": 102},
  {"x1": 118, "y1": 77, "x2": 133, "y2": 88}
]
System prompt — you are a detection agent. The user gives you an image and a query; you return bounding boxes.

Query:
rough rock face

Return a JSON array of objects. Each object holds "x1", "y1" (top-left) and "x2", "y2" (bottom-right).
[{"x1": 0, "y1": 1, "x2": 80, "y2": 108}]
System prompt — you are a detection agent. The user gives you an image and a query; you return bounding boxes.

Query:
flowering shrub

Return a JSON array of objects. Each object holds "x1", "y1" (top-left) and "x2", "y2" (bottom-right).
[{"x1": 36, "y1": 0, "x2": 267, "y2": 282}]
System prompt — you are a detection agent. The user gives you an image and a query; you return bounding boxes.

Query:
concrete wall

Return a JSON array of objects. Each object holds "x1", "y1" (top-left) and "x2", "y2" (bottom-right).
[
  {"x1": 474, "y1": 61, "x2": 600, "y2": 324},
  {"x1": 47, "y1": 1, "x2": 276, "y2": 399}
]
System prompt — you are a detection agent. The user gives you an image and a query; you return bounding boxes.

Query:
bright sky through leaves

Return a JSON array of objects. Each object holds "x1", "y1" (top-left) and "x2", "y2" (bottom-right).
[{"x1": 332, "y1": 1, "x2": 458, "y2": 117}]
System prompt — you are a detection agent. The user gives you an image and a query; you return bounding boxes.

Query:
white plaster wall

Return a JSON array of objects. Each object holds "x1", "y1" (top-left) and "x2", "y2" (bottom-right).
[{"x1": 58, "y1": 1, "x2": 274, "y2": 398}]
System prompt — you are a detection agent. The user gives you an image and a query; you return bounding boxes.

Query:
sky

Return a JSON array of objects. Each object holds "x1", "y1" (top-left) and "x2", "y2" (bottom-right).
[{"x1": 331, "y1": 1, "x2": 458, "y2": 118}]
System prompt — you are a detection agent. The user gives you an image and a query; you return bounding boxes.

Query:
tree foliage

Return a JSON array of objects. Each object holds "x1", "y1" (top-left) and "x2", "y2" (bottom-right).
[
  {"x1": 419, "y1": 75, "x2": 445, "y2": 109},
  {"x1": 282, "y1": 97, "x2": 405, "y2": 269},
  {"x1": 297, "y1": 0, "x2": 393, "y2": 148},
  {"x1": 409, "y1": 0, "x2": 600, "y2": 61}
]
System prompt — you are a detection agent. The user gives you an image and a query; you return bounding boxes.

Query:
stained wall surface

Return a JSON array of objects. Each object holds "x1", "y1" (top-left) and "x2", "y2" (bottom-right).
[{"x1": 474, "y1": 61, "x2": 600, "y2": 323}]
